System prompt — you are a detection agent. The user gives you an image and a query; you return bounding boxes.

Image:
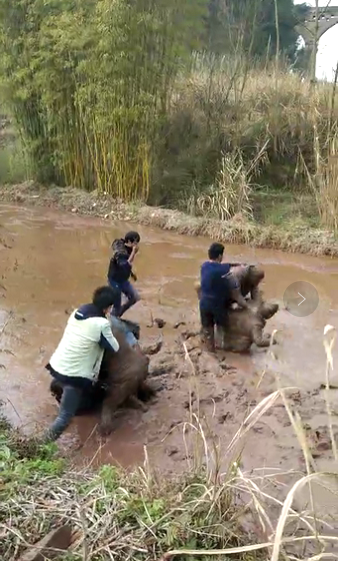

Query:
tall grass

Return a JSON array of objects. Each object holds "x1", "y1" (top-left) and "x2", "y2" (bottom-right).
[
  {"x1": 302, "y1": 126, "x2": 338, "y2": 232},
  {"x1": 0, "y1": 116, "x2": 30, "y2": 184},
  {"x1": 156, "y1": 55, "x2": 338, "y2": 226},
  {"x1": 0, "y1": 145, "x2": 29, "y2": 184}
]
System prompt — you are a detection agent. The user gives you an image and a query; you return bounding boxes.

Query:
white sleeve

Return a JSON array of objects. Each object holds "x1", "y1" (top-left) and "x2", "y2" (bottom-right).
[{"x1": 100, "y1": 321, "x2": 120, "y2": 352}]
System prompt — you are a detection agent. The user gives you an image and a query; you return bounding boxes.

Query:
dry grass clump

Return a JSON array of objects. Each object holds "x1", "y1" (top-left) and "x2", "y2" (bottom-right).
[
  {"x1": 1, "y1": 406, "x2": 264, "y2": 561},
  {"x1": 0, "y1": 459, "x2": 255, "y2": 560},
  {"x1": 302, "y1": 127, "x2": 338, "y2": 232}
]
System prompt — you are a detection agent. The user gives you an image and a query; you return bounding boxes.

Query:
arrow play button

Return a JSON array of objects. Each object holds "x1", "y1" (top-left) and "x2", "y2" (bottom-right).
[
  {"x1": 298, "y1": 292, "x2": 306, "y2": 306},
  {"x1": 283, "y1": 281, "x2": 319, "y2": 317}
]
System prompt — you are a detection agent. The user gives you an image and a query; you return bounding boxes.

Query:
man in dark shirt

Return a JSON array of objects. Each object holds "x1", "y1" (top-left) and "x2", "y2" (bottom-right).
[
  {"x1": 199, "y1": 242, "x2": 248, "y2": 352},
  {"x1": 107, "y1": 231, "x2": 140, "y2": 317}
]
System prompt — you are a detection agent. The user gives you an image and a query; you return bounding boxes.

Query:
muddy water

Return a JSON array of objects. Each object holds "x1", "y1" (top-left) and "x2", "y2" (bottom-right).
[{"x1": 1, "y1": 204, "x2": 338, "y2": 484}]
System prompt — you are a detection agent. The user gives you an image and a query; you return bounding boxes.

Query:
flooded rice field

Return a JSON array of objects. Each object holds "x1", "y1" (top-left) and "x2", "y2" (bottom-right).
[{"x1": 1, "y1": 204, "x2": 338, "y2": 494}]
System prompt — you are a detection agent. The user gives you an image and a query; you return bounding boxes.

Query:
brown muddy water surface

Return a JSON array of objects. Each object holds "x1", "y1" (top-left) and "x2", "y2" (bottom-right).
[{"x1": 1, "y1": 204, "x2": 338, "y2": 492}]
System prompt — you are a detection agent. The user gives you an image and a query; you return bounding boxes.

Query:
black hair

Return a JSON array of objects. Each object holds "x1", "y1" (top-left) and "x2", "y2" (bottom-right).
[
  {"x1": 124, "y1": 231, "x2": 140, "y2": 244},
  {"x1": 92, "y1": 286, "x2": 119, "y2": 312},
  {"x1": 208, "y1": 242, "x2": 224, "y2": 261}
]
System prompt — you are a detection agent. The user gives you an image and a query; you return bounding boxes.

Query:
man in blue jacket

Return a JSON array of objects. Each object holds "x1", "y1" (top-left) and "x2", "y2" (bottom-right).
[
  {"x1": 43, "y1": 286, "x2": 120, "y2": 442},
  {"x1": 199, "y1": 242, "x2": 248, "y2": 352},
  {"x1": 107, "y1": 231, "x2": 140, "y2": 317}
]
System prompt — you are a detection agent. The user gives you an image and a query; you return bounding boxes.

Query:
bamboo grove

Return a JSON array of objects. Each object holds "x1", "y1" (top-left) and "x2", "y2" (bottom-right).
[{"x1": 0, "y1": 0, "x2": 207, "y2": 200}]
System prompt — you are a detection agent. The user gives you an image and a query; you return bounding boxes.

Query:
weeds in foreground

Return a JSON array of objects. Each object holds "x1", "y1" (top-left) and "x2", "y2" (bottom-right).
[{"x1": 0, "y1": 327, "x2": 337, "y2": 560}]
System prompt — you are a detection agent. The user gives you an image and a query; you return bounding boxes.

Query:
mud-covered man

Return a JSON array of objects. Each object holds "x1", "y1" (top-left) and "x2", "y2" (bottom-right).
[
  {"x1": 199, "y1": 242, "x2": 248, "y2": 352},
  {"x1": 43, "y1": 286, "x2": 120, "y2": 442},
  {"x1": 107, "y1": 231, "x2": 140, "y2": 318}
]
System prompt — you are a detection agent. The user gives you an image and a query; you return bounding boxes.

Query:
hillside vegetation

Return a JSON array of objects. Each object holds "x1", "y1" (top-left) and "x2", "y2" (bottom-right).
[{"x1": 0, "y1": 0, "x2": 337, "y2": 235}]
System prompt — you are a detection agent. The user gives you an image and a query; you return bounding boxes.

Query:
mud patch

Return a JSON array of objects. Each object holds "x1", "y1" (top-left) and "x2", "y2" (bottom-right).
[
  {"x1": 68, "y1": 331, "x2": 338, "y2": 489},
  {"x1": 0, "y1": 203, "x2": 338, "y2": 510}
]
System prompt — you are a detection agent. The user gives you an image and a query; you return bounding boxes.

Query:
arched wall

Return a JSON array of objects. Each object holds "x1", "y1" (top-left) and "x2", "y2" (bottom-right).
[{"x1": 296, "y1": 8, "x2": 338, "y2": 46}]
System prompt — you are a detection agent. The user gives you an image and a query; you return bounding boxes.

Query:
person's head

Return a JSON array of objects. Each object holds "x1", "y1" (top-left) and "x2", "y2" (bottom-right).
[
  {"x1": 208, "y1": 242, "x2": 224, "y2": 263},
  {"x1": 124, "y1": 231, "x2": 140, "y2": 248},
  {"x1": 92, "y1": 286, "x2": 119, "y2": 316}
]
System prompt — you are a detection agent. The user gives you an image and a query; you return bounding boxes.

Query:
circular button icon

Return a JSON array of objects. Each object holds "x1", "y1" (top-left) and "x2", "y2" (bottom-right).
[{"x1": 283, "y1": 281, "x2": 319, "y2": 317}]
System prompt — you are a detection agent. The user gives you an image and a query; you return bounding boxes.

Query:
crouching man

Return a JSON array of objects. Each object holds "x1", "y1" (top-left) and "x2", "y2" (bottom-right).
[{"x1": 43, "y1": 286, "x2": 120, "y2": 442}]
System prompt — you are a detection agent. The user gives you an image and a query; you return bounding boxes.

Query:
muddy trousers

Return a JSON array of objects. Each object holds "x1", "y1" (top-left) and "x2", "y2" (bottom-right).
[
  {"x1": 44, "y1": 385, "x2": 84, "y2": 442},
  {"x1": 108, "y1": 280, "x2": 140, "y2": 318},
  {"x1": 199, "y1": 306, "x2": 228, "y2": 352}
]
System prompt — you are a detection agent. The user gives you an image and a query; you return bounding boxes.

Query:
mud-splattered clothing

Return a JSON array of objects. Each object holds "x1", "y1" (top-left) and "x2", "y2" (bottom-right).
[
  {"x1": 108, "y1": 238, "x2": 133, "y2": 284},
  {"x1": 107, "y1": 238, "x2": 140, "y2": 317},
  {"x1": 199, "y1": 261, "x2": 238, "y2": 351}
]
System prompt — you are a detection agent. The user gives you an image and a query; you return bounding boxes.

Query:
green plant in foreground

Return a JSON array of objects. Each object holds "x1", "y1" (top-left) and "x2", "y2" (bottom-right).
[{"x1": 0, "y1": 422, "x2": 64, "y2": 497}]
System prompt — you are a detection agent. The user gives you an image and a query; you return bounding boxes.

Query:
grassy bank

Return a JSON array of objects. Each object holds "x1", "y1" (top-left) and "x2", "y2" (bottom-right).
[
  {"x1": 0, "y1": 412, "x2": 263, "y2": 561},
  {"x1": 1, "y1": 379, "x2": 338, "y2": 561},
  {"x1": 0, "y1": 181, "x2": 337, "y2": 257}
]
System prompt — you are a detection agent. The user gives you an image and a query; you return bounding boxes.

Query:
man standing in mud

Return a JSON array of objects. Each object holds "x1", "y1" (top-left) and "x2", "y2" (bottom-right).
[
  {"x1": 107, "y1": 231, "x2": 141, "y2": 318},
  {"x1": 199, "y1": 242, "x2": 248, "y2": 352},
  {"x1": 43, "y1": 286, "x2": 120, "y2": 442}
]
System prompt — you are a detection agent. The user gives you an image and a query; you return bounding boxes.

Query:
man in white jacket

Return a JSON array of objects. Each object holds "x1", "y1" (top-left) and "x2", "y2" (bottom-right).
[{"x1": 44, "y1": 286, "x2": 120, "y2": 442}]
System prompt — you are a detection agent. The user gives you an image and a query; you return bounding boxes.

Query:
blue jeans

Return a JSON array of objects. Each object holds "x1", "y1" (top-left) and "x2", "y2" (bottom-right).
[
  {"x1": 109, "y1": 315, "x2": 138, "y2": 348},
  {"x1": 44, "y1": 384, "x2": 84, "y2": 441},
  {"x1": 108, "y1": 279, "x2": 140, "y2": 318}
]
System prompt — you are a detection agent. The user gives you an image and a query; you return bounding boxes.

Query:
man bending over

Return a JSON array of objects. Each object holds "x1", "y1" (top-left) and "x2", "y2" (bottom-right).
[
  {"x1": 199, "y1": 242, "x2": 248, "y2": 352},
  {"x1": 43, "y1": 286, "x2": 120, "y2": 442}
]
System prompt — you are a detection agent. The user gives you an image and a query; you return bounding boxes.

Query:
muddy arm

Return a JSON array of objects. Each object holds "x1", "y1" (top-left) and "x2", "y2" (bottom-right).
[
  {"x1": 251, "y1": 287, "x2": 263, "y2": 302},
  {"x1": 230, "y1": 262, "x2": 246, "y2": 268},
  {"x1": 231, "y1": 287, "x2": 249, "y2": 309}
]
